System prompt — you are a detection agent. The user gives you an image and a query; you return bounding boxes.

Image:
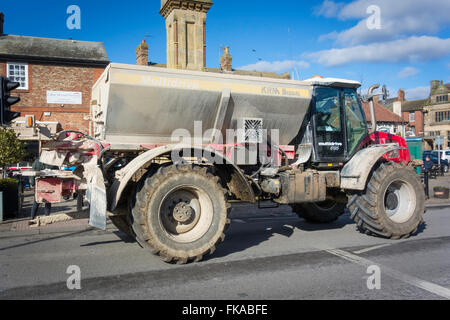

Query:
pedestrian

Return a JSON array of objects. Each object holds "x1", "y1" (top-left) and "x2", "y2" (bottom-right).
[
  {"x1": 423, "y1": 156, "x2": 433, "y2": 200},
  {"x1": 30, "y1": 158, "x2": 57, "y2": 220}
]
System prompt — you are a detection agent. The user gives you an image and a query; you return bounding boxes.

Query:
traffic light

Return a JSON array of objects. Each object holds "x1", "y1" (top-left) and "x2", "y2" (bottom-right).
[{"x1": 0, "y1": 75, "x2": 21, "y2": 126}]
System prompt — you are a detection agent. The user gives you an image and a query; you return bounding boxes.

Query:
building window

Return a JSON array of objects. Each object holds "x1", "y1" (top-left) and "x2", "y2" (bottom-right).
[
  {"x1": 436, "y1": 95, "x2": 449, "y2": 103},
  {"x1": 406, "y1": 127, "x2": 416, "y2": 137},
  {"x1": 435, "y1": 111, "x2": 450, "y2": 123},
  {"x1": 409, "y1": 112, "x2": 415, "y2": 122},
  {"x1": 6, "y1": 62, "x2": 28, "y2": 90},
  {"x1": 428, "y1": 131, "x2": 441, "y2": 137}
]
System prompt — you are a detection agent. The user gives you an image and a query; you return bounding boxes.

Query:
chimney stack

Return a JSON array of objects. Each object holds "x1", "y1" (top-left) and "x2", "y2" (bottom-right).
[
  {"x1": 136, "y1": 40, "x2": 149, "y2": 66},
  {"x1": 220, "y1": 46, "x2": 232, "y2": 72},
  {"x1": 397, "y1": 89, "x2": 405, "y2": 102},
  {"x1": 0, "y1": 12, "x2": 4, "y2": 35}
]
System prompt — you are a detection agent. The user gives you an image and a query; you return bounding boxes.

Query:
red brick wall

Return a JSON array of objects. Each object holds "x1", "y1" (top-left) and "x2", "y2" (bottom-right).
[
  {"x1": 0, "y1": 61, "x2": 105, "y2": 134},
  {"x1": 402, "y1": 110, "x2": 424, "y2": 136},
  {"x1": 415, "y1": 110, "x2": 424, "y2": 136}
]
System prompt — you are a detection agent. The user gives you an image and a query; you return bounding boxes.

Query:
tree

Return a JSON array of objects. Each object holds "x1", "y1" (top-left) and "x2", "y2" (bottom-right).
[{"x1": 0, "y1": 127, "x2": 26, "y2": 178}]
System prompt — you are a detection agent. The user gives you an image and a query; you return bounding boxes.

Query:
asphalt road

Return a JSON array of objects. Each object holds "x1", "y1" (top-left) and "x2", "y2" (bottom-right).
[{"x1": 0, "y1": 204, "x2": 449, "y2": 300}]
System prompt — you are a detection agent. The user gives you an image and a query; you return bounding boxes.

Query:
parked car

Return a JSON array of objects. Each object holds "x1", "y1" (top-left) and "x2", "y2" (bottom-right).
[
  {"x1": 431, "y1": 149, "x2": 450, "y2": 163},
  {"x1": 423, "y1": 151, "x2": 449, "y2": 173}
]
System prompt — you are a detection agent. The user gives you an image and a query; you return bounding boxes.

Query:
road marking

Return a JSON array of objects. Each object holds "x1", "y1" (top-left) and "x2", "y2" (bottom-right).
[
  {"x1": 326, "y1": 248, "x2": 450, "y2": 299},
  {"x1": 353, "y1": 243, "x2": 392, "y2": 255}
]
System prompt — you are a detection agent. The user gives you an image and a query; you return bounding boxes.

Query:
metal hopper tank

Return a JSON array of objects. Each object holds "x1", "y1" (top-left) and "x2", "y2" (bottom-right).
[{"x1": 90, "y1": 63, "x2": 313, "y2": 150}]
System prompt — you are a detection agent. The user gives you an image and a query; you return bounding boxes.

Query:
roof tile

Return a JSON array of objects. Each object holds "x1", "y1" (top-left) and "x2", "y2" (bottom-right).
[
  {"x1": 362, "y1": 101, "x2": 405, "y2": 123},
  {"x1": 0, "y1": 34, "x2": 109, "y2": 64}
]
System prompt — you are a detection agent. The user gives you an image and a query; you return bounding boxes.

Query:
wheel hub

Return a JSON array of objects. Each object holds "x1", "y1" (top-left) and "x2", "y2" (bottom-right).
[
  {"x1": 172, "y1": 202, "x2": 194, "y2": 223},
  {"x1": 159, "y1": 187, "x2": 213, "y2": 243},
  {"x1": 384, "y1": 179, "x2": 416, "y2": 223},
  {"x1": 385, "y1": 192, "x2": 399, "y2": 211}
]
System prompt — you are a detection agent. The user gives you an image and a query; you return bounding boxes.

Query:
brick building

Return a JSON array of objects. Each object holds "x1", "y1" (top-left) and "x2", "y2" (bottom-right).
[
  {"x1": 0, "y1": 12, "x2": 109, "y2": 136},
  {"x1": 392, "y1": 89, "x2": 426, "y2": 138}
]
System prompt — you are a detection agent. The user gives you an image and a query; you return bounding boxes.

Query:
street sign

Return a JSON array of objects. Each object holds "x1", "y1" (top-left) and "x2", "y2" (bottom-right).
[{"x1": 436, "y1": 136, "x2": 444, "y2": 146}]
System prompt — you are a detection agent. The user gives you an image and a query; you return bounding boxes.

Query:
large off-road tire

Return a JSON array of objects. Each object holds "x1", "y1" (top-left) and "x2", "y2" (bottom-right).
[
  {"x1": 348, "y1": 162, "x2": 425, "y2": 239},
  {"x1": 132, "y1": 164, "x2": 230, "y2": 264},
  {"x1": 292, "y1": 200, "x2": 346, "y2": 224}
]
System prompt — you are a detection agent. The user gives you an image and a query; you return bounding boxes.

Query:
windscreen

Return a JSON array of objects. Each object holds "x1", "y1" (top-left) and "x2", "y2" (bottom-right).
[{"x1": 344, "y1": 88, "x2": 367, "y2": 156}]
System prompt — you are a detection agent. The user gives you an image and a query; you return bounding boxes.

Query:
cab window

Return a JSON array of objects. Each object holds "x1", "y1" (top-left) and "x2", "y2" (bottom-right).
[{"x1": 344, "y1": 88, "x2": 367, "y2": 155}]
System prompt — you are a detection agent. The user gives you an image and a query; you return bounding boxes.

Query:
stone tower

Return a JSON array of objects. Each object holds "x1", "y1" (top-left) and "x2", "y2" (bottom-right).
[
  {"x1": 220, "y1": 46, "x2": 232, "y2": 72},
  {"x1": 160, "y1": 0, "x2": 213, "y2": 71}
]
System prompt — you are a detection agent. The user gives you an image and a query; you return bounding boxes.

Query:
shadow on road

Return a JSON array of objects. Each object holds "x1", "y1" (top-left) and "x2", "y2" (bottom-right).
[
  {"x1": 79, "y1": 230, "x2": 135, "y2": 247},
  {"x1": 0, "y1": 228, "x2": 95, "y2": 251},
  {"x1": 80, "y1": 239, "x2": 124, "y2": 247},
  {"x1": 207, "y1": 212, "x2": 427, "y2": 261},
  {"x1": 206, "y1": 214, "x2": 355, "y2": 261}
]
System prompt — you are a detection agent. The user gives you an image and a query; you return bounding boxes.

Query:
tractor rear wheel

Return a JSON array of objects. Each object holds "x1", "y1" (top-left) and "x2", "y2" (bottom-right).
[
  {"x1": 348, "y1": 162, "x2": 425, "y2": 239},
  {"x1": 131, "y1": 164, "x2": 230, "y2": 264},
  {"x1": 293, "y1": 200, "x2": 346, "y2": 224}
]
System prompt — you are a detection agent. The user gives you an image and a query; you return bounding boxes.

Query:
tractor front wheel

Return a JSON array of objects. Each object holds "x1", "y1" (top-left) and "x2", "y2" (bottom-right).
[{"x1": 348, "y1": 162, "x2": 425, "y2": 239}]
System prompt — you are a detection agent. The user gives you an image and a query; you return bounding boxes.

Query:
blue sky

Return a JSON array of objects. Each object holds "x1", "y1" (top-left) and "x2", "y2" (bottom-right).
[{"x1": 2, "y1": 0, "x2": 450, "y2": 100}]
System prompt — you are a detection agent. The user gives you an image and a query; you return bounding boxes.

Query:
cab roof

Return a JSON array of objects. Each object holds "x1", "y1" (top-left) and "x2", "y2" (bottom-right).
[{"x1": 303, "y1": 76, "x2": 361, "y2": 89}]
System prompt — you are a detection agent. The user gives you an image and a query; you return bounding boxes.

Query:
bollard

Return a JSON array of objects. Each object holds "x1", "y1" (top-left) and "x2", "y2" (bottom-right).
[{"x1": 0, "y1": 191, "x2": 3, "y2": 222}]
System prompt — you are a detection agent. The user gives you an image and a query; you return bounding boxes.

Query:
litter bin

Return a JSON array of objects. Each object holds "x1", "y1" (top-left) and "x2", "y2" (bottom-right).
[{"x1": 0, "y1": 178, "x2": 21, "y2": 219}]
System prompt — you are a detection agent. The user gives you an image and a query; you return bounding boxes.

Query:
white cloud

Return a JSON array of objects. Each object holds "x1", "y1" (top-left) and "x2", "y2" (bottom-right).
[
  {"x1": 398, "y1": 67, "x2": 419, "y2": 79},
  {"x1": 315, "y1": 0, "x2": 450, "y2": 46},
  {"x1": 239, "y1": 60, "x2": 310, "y2": 73},
  {"x1": 405, "y1": 86, "x2": 429, "y2": 100},
  {"x1": 308, "y1": 36, "x2": 450, "y2": 67},
  {"x1": 313, "y1": 0, "x2": 344, "y2": 18},
  {"x1": 318, "y1": 31, "x2": 339, "y2": 42}
]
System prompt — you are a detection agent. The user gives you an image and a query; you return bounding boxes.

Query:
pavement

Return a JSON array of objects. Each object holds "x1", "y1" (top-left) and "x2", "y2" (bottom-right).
[
  {"x1": 0, "y1": 189, "x2": 95, "y2": 236},
  {"x1": 425, "y1": 171, "x2": 450, "y2": 205}
]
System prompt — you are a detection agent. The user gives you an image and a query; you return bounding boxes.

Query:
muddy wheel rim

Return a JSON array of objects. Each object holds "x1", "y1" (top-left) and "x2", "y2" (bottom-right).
[
  {"x1": 384, "y1": 179, "x2": 416, "y2": 223},
  {"x1": 159, "y1": 185, "x2": 213, "y2": 243}
]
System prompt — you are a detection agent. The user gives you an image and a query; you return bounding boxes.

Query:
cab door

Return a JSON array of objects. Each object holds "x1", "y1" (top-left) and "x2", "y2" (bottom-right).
[{"x1": 313, "y1": 87, "x2": 346, "y2": 162}]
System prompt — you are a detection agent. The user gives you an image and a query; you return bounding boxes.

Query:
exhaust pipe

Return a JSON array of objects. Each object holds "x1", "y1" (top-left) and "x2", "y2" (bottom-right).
[{"x1": 368, "y1": 84, "x2": 380, "y2": 134}]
